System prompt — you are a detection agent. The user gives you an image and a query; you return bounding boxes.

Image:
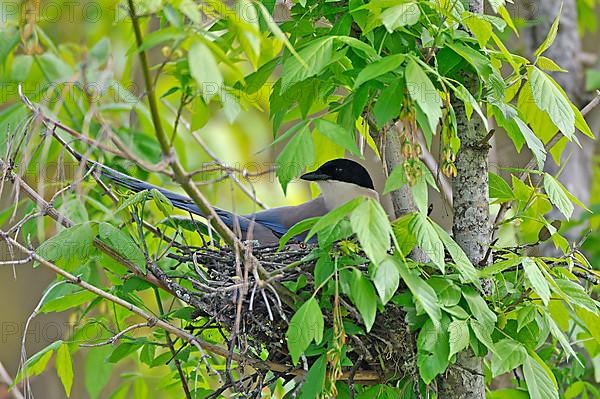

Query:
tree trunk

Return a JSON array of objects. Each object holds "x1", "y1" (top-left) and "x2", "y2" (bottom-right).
[
  {"x1": 438, "y1": 83, "x2": 489, "y2": 399},
  {"x1": 438, "y1": 1, "x2": 489, "y2": 397}
]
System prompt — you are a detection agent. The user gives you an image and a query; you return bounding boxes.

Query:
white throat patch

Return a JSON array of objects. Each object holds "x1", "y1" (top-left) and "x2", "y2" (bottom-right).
[{"x1": 316, "y1": 180, "x2": 379, "y2": 211}]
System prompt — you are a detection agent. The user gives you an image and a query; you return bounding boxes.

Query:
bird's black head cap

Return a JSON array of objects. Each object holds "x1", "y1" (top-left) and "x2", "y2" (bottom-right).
[{"x1": 300, "y1": 159, "x2": 374, "y2": 190}]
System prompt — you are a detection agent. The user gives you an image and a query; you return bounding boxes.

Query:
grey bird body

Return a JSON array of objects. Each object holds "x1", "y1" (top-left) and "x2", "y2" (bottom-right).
[{"x1": 93, "y1": 158, "x2": 377, "y2": 245}]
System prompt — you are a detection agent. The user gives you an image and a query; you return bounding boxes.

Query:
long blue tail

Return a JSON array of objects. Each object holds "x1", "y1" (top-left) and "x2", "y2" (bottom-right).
[{"x1": 86, "y1": 160, "x2": 244, "y2": 228}]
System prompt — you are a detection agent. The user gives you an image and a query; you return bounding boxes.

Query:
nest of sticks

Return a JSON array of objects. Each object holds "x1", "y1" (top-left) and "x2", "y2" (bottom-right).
[{"x1": 167, "y1": 243, "x2": 416, "y2": 383}]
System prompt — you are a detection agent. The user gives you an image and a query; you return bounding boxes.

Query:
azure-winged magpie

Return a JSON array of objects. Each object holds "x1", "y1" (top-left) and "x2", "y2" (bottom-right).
[{"x1": 91, "y1": 158, "x2": 378, "y2": 245}]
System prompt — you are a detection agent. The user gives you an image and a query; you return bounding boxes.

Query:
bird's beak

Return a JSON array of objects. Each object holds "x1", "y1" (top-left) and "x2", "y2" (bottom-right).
[{"x1": 300, "y1": 171, "x2": 330, "y2": 181}]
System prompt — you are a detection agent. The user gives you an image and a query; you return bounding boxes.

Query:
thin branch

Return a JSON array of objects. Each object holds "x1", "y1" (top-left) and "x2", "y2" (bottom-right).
[
  {"x1": 0, "y1": 159, "x2": 160, "y2": 284},
  {"x1": 79, "y1": 322, "x2": 153, "y2": 347},
  {"x1": 189, "y1": 131, "x2": 268, "y2": 209},
  {"x1": 17, "y1": 84, "x2": 173, "y2": 176},
  {"x1": 0, "y1": 361, "x2": 25, "y2": 399},
  {"x1": 154, "y1": 289, "x2": 193, "y2": 399},
  {"x1": 160, "y1": 98, "x2": 269, "y2": 209},
  {"x1": 125, "y1": 0, "x2": 297, "y2": 309}
]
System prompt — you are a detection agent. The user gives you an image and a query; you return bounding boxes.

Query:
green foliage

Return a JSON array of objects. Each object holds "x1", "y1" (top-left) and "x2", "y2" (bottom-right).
[
  {"x1": 4, "y1": 0, "x2": 599, "y2": 397},
  {"x1": 287, "y1": 297, "x2": 324, "y2": 365}
]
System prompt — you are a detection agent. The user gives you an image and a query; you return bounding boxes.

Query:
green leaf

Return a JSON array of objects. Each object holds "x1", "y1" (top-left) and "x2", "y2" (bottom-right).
[
  {"x1": 373, "y1": 256, "x2": 400, "y2": 305},
  {"x1": 255, "y1": 1, "x2": 304, "y2": 68},
  {"x1": 396, "y1": 259, "x2": 442, "y2": 328},
  {"x1": 487, "y1": 0, "x2": 506, "y2": 13},
  {"x1": 392, "y1": 213, "x2": 417, "y2": 256},
  {"x1": 490, "y1": 103, "x2": 523, "y2": 149},
  {"x1": 108, "y1": 342, "x2": 141, "y2": 363},
  {"x1": 453, "y1": 83, "x2": 489, "y2": 131},
  {"x1": 431, "y1": 221, "x2": 479, "y2": 283},
  {"x1": 150, "y1": 188, "x2": 173, "y2": 217},
  {"x1": 522, "y1": 257, "x2": 551, "y2": 306},
  {"x1": 281, "y1": 37, "x2": 335, "y2": 90},
  {"x1": 350, "y1": 269, "x2": 378, "y2": 332},
  {"x1": 489, "y1": 172, "x2": 514, "y2": 201},
  {"x1": 350, "y1": 198, "x2": 392, "y2": 265},
  {"x1": 11, "y1": 55, "x2": 33, "y2": 81},
  {"x1": 108, "y1": 384, "x2": 131, "y2": 399},
  {"x1": 35, "y1": 223, "x2": 95, "y2": 271},
  {"x1": 463, "y1": 287, "x2": 497, "y2": 329},
  {"x1": 353, "y1": 54, "x2": 405, "y2": 89},
  {"x1": 41, "y1": 290, "x2": 96, "y2": 313},
  {"x1": 90, "y1": 38, "x2": 111, "y2": 64},
  {"x1": 333, "y1": 36, "x2": 378, "y2": 61},
  {"x1": 139, "y1": 344, "x2": 156, "y2": 366},
  {"x1": 188, "y1": 41, "x2": 223, "y2": 102},
  {"x1": 554, "y1": 279, "x2": 598, "y2": 314},
  {"x1": 516, "y1": 79, "x2": 558, "y2": 143},
  {"x1": 410, "y1": 174, "x2": 428, "y2": 214},
  {"x1": 98, "y1": 222, "x2": 147, "y2": 273},
  {"x1": 37, "y1": 53, "x2": 74, "y2": 81},
  {"x1": 517, "y1": 305, "x2": 538, "y2": 332},
  {"x1": 572, "y1": 103, "x2": 594, "y2": 139},
  {"x1": 314, "y1": 255, "x2": 335, "y2": 287},
  {"x1": 409, "y1": 213, "x2": 445, "y2": 273},
  {"x1": 497, "y1": 6, "x2": 517, "y2": 34},
  {"x1": 523, "y1": 353, "x2": 559, "y2": 399},
  {"x1": 576, "y1": 308, "x2": 600, "y2": 344},
  {"x1": 487, "y1": 389, "x2": 529, "y2": 399},
  {"x1": 383, "y1": 163, "x2": 408, "y2": 194},
  {"x1": 381, "y1": 3, "x2": 421, "y2": 32},
  {"x1": 314, "y1": 119, "x2": 361, "y2": 156},
  {"x1": 545, "y1": 313, "x2": 579, "y2": 363},
  {"x1": 463, "y1": 12, "x2": 493, "y2": 48},
  {"x1": 298, "y1": 355, "x2": 326, "y2": 399},
  {"x1": 85, "y1": 346, "x2": 113, "y2": 399},
  {"x1": 13, "y1": 341, "x2": 62, "y2": 386},
  {"x1": 56, "y1": 344, "x2": 74, "y2": 397},
  {"x1": 417, "y1": 318, "x2": 449, "y2": 383},
  {"x1": 448, "y1": 320, "x2": 470, "y2": 360},
  {"x1": 278, "y1": 217, "x2": 319, "y2": 249},
  {"x1": 470, "y1": 319, "x2": 496, "y2": 353},
  {"x1": 528, "y1": 67, "x2": 575, "y2": 139},
  {"x1": 491, "y1": 339, "x2": 527, "y2": 377},
  {"x1": 515, "y1": 116, "x2": 547, "y2": 170},
  {"x1": 536, "y1": 56, "x2": 566, "y2": 72},
  {"x1": 235, "y1": 0, "x2": 260, "y2": 66},
  {"x1": 405, "y1": 59, "x2": 442, "y2": 134},
  {"x1": 129, "y1": 27, "x2": 185, "y2": 54},
  {"x1": 286, "y1": 297, "x2": 324, "y2": 364},
  {"x1": 543, "y1": 174, "x2": 574, "y2": 219},
  {"x1": 0, "y1": 29, "x2": 19, "y2": 65},
  {"x1": 373, "y1": 81, "x2": 404, "y2": 127},
  {"x1": 534, "y1": 4, "x2": 561, "y2": 58},
  {"x1": 446, "y1": 41, "x2": 494, "y2": 80},
  {"x1": 267, "y1": 120, "x2": 310, "y2": 150},
  {"x1": 307, "y1": 197, "x2": 362, "y2": 241},
  {"x1": 115, "y1": 190, "x2": 151, "y2": 213},
  {"x1": 480, "y1": 256, "x2": 523, "y2": 277},
  {"x1": 276, "y1": 124, "x2": 314, "y2": 193},
  {"x1": 428, "y1": 278, "x2": 461, "y2": 307}
]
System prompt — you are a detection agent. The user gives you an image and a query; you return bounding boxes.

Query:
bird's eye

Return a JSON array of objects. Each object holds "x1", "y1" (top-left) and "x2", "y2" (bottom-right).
[{"x1": 335, "y1": 167, "x2": 342, "y2": 174}]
